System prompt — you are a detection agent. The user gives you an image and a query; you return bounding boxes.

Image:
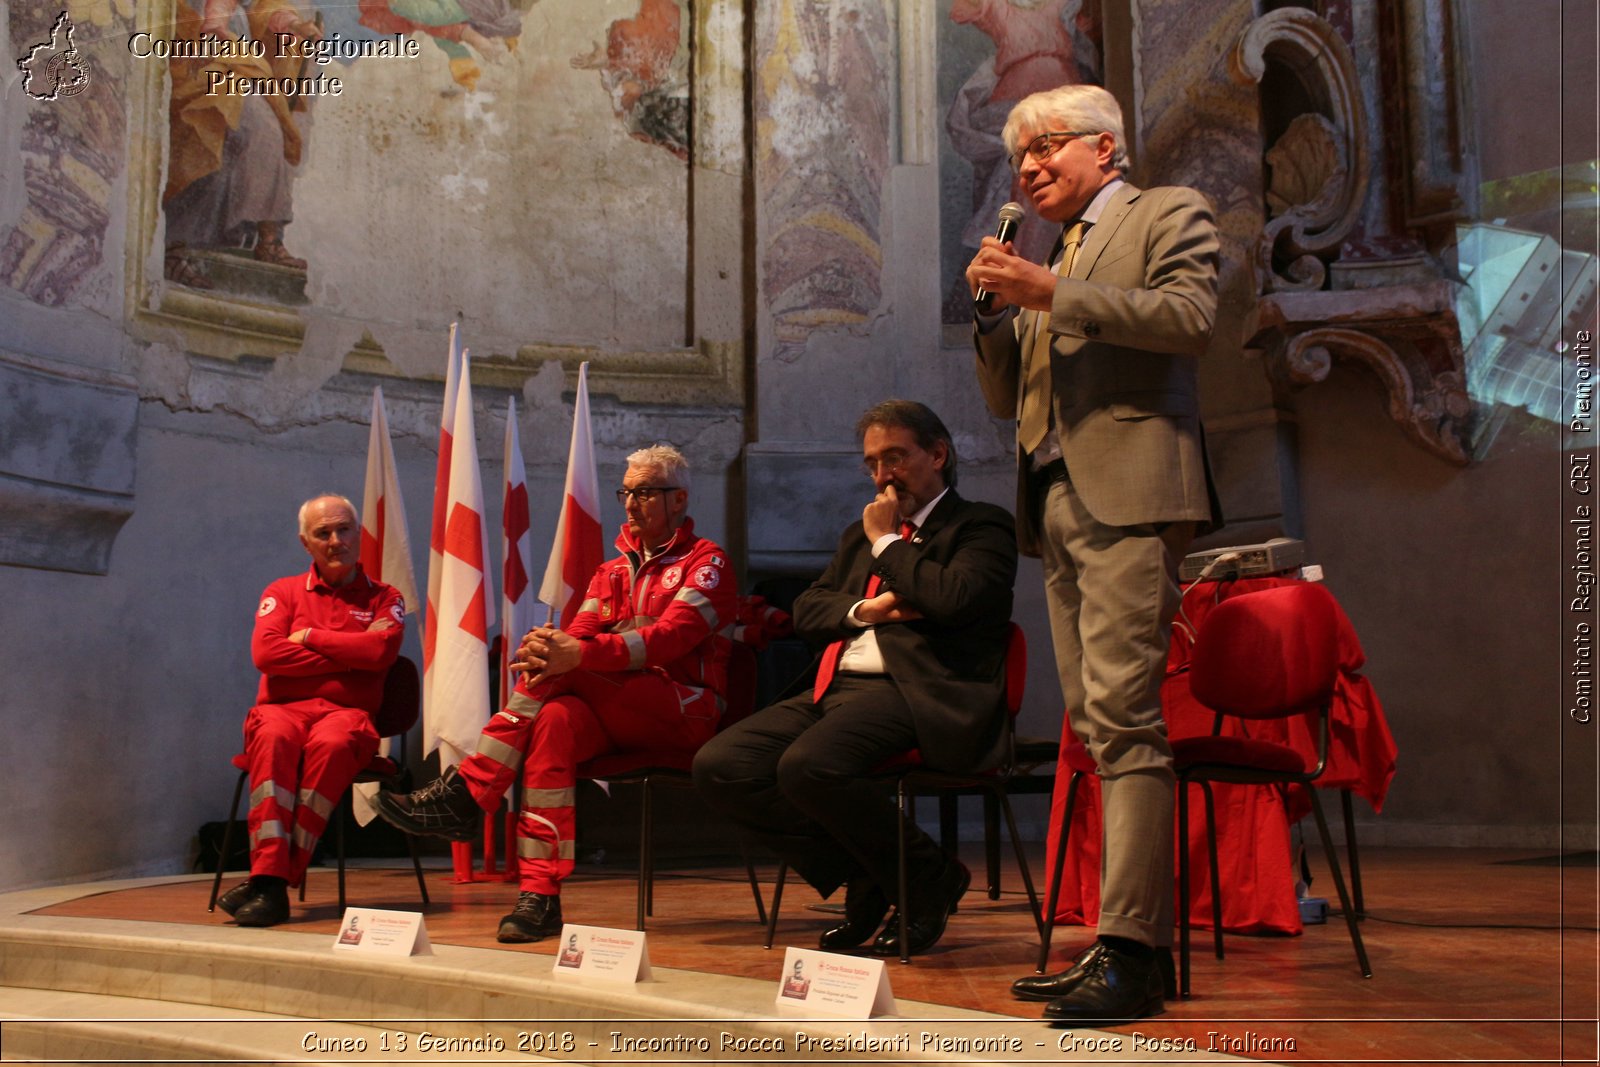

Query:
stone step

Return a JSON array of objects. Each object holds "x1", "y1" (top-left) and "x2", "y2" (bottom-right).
[
  {"x1": 3, "y1": 878, "x2": 1105, "y2": 1066},
  {"x1": 2, "y1": 986, "x2": 558, "y2": 1066}
]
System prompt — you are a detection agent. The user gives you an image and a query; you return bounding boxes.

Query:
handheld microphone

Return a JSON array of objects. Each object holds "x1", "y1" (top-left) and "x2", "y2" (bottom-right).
[{"x1": 974, "y1": 201, "x2": 1026, "y2": 314}]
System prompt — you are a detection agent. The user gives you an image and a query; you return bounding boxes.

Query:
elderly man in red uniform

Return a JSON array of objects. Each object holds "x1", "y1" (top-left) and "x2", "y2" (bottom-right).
[
  {"x1": 218, "y1": 494, "x2": 406, "y2": 927},
  {"x1": 377, "y1": 444, "x2": 737, "y2": 942}
]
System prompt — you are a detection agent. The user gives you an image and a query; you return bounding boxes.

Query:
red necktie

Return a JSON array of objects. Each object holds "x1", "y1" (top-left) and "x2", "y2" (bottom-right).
[{"x1": 813, "y1": 521, "x2": 915, "y2": 701}]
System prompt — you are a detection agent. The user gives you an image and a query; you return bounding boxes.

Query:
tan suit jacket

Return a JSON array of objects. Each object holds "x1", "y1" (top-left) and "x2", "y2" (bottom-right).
[{"x1": 973, "y1": 182, "x2": 1221, "y2": 555}]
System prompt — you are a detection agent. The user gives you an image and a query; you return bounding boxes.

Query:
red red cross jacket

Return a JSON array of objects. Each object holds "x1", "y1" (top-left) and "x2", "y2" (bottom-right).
[
  {"x1": 566, "y1": 518, "x2": 737, "y2": 719},
  {"x1": 251, "y1": 565, "x2": 405, "y2": 712}
]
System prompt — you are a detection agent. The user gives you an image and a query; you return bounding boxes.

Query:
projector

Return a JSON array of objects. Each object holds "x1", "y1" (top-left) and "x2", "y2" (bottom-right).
[{"x1": 1180, "y1": 537, "x2": 1307, "y2": 582}]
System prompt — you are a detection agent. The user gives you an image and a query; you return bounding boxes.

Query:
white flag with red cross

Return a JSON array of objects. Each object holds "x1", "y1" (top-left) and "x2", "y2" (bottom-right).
[
  {"x1": 423, "y1": 340, "x2": 495, "y2": 767},
  {"x1": 359, "y1": 385, "x2": 419, "y2": 612},
  {"x1": 538, "y1": 362, "x2": 604, "y2": 628},
  {"x1": 422, "y1": 323, "x2": 462, "y2": 722},
  {"x1": 500, "y1": 397, "x2": 537, "y2": 709},
  {"x1": 355, "y1": 384, "x2": 419, "y2": 823}
]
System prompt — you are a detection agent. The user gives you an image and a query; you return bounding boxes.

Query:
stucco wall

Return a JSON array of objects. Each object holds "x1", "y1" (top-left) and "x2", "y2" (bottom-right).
[
  {"x1": 0, "y1": 0, "x2": 1594, "y2": 894},
  {"x1": 0, "y1": 387, "x2": 739, "y2": 890}
]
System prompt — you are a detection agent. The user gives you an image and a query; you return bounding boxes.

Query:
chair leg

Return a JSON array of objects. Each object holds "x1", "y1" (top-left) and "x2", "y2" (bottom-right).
[
  {"x1": 331, "y1": 799, "x2": 347, "y2": 912},
  {"x1": 1308, "y1": 789, "x2": 1372, "y2": 978},
  {"x1": 1177, "y1": 775, "x2": 1192, "y2": 998},
  {"x1": 895, "y1": 780, "x2": 912, "y2": 965},
  {"x1": 208, "y1": 771, "x2": 249, "y2": 912},
  {"x1": 1200, "y1": 781, "x2": 1224, "y2": 961},
  {"x1": 763, "y1": 862, "x2": 787, "y2": 949},
  {"x1": 404, "y1": 829, "x2": 430, "y2": 908},
  {"x1": 742, "y1": 848, "x2": 767, "y2": 927},
  {"x1": 1341, "y1": 789, "x2": 1365, "y2": 919},
  {"x1": 994, "y1": 787, "x2": 1044, "y2": 939},
  {"x1": 1034, "y1": 770, "x2": 1082, "y2": 974},
  {"x1": 983, "y1": 791, "x2": 1002, "y2": 900},
  {"x1": 637, "y1": 779, "x2": 652, "y2": 931}
]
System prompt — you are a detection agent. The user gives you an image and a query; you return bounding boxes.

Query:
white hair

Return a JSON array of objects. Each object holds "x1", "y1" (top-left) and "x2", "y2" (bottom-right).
[
  {"x1": 625, "y1": 444, "x2": 691, "y2": 493},
  {"x1": 298, "y1": 493, "x2": 358, "y2": 535},
  {"x1": 1003, "y1": 83, "x2": 1130, "y2": 173}
]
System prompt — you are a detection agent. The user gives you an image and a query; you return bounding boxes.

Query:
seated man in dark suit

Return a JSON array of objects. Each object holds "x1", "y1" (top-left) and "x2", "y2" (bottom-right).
[{"x1": 694, "y1": 400, "x2": 1018, "y2": 956}]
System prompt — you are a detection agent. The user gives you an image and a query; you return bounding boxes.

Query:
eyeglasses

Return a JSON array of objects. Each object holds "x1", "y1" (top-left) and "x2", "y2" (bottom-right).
[
  {"x1": 861, "y1": 451, "x2": 913, "y2": 478},
  {"x1": 616, "y1": 486, "x2": 680, "y2": 505},
  {"x1": 1009, "y1": 130, "x2": 1096, "y2": 173}
]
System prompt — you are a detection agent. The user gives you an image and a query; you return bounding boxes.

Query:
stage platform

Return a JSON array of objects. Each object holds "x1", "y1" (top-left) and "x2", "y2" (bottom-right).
[{"x1": 0, "y1": 847, "x2": 1594, "y2": 1065}]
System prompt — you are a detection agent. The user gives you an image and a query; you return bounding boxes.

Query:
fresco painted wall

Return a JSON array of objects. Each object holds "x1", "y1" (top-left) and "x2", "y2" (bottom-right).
[
  {"x1": 145, "y1": 0, "x2": 691, "y2": 354},
  {"x1": 0, "y1": 0, "x2": 1592, "y2": 896},
  {"x1": 936, "y1": 0, "x2": 1101, "y2": 328},
  {"x1": 0, "y1": 0, "x2": 748, "y2": 892}
]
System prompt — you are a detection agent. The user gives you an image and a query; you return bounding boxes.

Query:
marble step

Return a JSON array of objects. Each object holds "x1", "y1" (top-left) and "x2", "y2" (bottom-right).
[
  {"x1": 2, "y1": 986, "x2": 557, "y2": 1066},
  {"x1": 2, "y1": 878, "x2": 1091, "y2": 1066}
]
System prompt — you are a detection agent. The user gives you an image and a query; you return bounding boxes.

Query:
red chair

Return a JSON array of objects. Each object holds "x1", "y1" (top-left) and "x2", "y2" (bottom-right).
[
  {"x1": 763, "y1": 623, "x2": 1045, "y2": 963},
  {"x1": 1175, "y1": 582, "x2": 1372, "y2": 996},
  {"x1": 207, "y1": 656, "x2": 429, "y2": 914},
  {"x1": 573, "y1": 641, "x2": 767, "y2": 931}
]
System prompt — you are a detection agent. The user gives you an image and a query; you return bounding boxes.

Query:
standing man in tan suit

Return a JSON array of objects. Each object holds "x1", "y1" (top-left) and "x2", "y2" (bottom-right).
[{"x1": 966, "y1": 83, "x2": 1220, "y2": 1024}]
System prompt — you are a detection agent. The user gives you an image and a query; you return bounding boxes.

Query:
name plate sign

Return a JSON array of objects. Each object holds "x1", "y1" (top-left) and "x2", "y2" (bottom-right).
[
  {"x1": 773, "y1": 947, "x2": 895, "y2": 1018},
  {"x1": 549, "y1": 924, "x2": 652, "y2": 983},
  {"x1": 330, "y1": 908, "x2": 431, "y2": 956}
]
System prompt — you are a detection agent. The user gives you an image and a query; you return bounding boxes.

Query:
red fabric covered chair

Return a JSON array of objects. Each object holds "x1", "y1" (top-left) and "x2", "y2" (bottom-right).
[
  {"x1": 763, "y1": 623, "x2": 1044, "y2": 963},
  {"x1": 1175, "y1": 582, "x2": 1372, "y2": 996},
  {"x1": 573, "y1": 641, "x2": 766, "y2": 931},
  {"x1": 207, "y1": 656, "x2": 429, "y2": 914}
]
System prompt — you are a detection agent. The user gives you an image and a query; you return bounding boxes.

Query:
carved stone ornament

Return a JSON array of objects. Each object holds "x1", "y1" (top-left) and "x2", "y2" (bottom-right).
[
  {"x1": 1250, "y1": 284, "x2": 1474, "y2": 466},
  {"x1": 1231, "y1": 7, "x2": 1370, "y2": 294}
]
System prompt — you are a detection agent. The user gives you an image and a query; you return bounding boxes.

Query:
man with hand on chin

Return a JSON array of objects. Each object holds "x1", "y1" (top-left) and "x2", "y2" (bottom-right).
[
  {"x1": 695, "y1": 400, "x2": 1017, "y2": 958},
  {"x1": 968, "y1": 83, "x2": 1220, "y2": 1023},
  {"x1": 376, "y1": 445, "x2": 737, "y2": 943}
]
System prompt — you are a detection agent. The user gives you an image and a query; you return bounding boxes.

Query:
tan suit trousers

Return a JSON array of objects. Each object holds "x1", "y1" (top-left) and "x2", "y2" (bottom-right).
[{"x1": 1037, "y1": 465, "x2": 1194, "y2": 947}]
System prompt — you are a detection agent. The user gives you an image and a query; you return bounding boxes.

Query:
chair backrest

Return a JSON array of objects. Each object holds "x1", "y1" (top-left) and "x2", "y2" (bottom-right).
[
  {"x1": 373, "y1": 655, "x2": 421, "y2": 738},
  {"x1": 717, "y1": 641, "x2": 761, "y2": 732},
  {"x1": 1189, "y1": 582, "x2": 1340, "y2": 720},
  {"x1": 1002, "y1": 621, "x2": 1027, "y2": 717}
]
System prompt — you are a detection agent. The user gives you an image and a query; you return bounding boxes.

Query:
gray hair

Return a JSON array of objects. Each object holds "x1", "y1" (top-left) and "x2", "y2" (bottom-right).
[
  {"x1": 1003, "y1": 83, "x2": 1130, "y2": 173},
  {"x1": 298, "y1": 493, "x2": 358, "y2": 535},
  {"x1": 626, "y1": 444, "x2": 691, "y2": 493}
]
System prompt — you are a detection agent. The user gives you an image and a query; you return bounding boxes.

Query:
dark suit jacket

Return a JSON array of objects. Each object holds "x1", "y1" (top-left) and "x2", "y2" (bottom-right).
[
  {"x1": 792, "y1": 490, "x2": 1018, "y2": 773},
  {"x1": 974, "y1": 182, "x2": 1222, "y2": 555}
]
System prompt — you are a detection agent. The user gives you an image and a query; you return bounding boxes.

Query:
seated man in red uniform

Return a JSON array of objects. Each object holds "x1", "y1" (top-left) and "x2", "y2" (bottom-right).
[
  {"x1": 376, "y1": 444, "x2": 737, "y2": 942},
  {"x1": 218, "y1": 494, "x2": 406, "y2": 927}
]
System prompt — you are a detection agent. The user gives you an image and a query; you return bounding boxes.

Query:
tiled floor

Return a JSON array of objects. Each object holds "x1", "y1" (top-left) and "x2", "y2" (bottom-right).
[{"x1": 30, "y1": 845, "x2": 1600, "y2": 1065}]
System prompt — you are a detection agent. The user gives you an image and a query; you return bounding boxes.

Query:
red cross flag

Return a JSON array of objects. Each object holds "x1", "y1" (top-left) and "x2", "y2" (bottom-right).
[
  {"x1": 423, "y1": 339, "x2": 495, "y2": 767},
  {"x1": 354, "y1": 384, "x2": 419, "y2": 824},
  {"x1": 359, "y1": 385, "x2": 418, "y2": 612},
  {"x1": 422, "y1": 322, "x2": 462, "y2": 719},
  {"x1": 538, "y1": 361, "x2": 604, "y2": 629},
  {"x1": 500, "y1": 396, "x2": 536, "y2": 709}
]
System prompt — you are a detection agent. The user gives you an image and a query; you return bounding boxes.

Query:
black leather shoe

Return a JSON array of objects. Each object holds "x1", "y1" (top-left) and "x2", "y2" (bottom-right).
[
  {"x1": 233, "y1": 878, "x2": 290, "y2": 928},
  {"x1": 818, "y1": 877, "x2": 889, "y2": 951},
  {"x1": 1040, "y1": 941, "x2": 1165, "y2": 1024},
  {"x1": 376, "y1": 766, "x2": 479, "y2": 841},
  {"x1": 1014, "y1": 944, "x2": 1177, "y2": 1001},
  {"x1": 216, "y1": 879, "x2": 255, "y2": 917},
  {"x1": 872, "y1": 860, "x2": 970, "y2": 958},
  {"x1": 497, "y1": 892, "x2": 563, "y2": 943}
]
